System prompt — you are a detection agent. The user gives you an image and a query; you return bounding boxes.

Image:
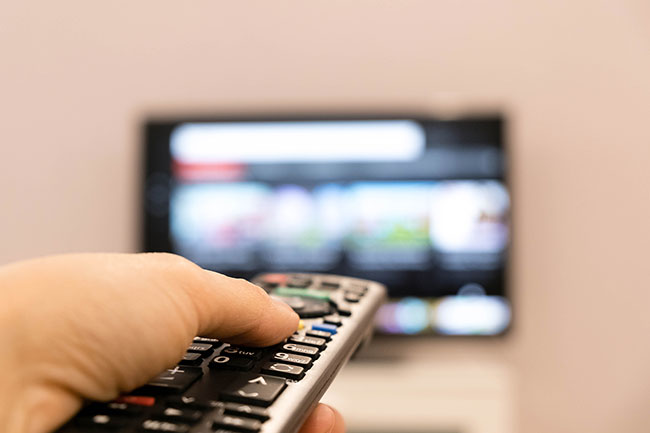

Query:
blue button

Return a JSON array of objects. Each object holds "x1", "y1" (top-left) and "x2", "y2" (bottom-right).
[{"x1": 311, "y1": 323, "x2": 338, "y2": 335}]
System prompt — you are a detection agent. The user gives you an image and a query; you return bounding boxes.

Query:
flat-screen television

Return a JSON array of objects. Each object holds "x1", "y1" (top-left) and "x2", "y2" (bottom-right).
[{"x1": 142, "y1": 114, "x2": 511, "y2": 336}]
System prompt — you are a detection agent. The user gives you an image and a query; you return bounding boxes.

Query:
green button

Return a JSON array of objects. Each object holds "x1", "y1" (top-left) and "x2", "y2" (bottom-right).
[{"x1": 273, "y1": 287, "x2": 331, "y2": 301}]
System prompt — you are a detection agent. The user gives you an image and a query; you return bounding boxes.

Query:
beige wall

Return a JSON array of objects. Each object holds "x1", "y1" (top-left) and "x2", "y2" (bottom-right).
[{"x1": 1, "y1": 1, "x2": 649, "y2": 432}]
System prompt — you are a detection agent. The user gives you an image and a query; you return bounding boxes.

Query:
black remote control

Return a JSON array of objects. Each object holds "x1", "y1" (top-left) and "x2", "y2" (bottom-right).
[{"x1": 58, "y1": 273, "x2": 386, "y2": 433}]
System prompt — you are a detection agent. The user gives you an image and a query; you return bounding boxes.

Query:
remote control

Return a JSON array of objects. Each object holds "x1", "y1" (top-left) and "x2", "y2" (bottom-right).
[{"x1": 58, "y1": 273, "x2": 386, "y2": 433}]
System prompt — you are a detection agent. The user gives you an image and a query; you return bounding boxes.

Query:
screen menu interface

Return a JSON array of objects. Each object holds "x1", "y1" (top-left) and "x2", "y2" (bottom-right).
[{"x1": 167, "y1": 119, "x2": 510, "y2": 335}]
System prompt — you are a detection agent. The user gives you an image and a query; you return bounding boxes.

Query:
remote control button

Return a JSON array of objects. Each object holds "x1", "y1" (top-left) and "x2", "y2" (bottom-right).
[
  {"x1": 319, "y1": 280, "x2": 340, "y2": 289},
  {"x1": 152, "y1": 406, "x2": 204, "y2": 423},
  {"x1": 165, "y1": 395, "x2": 214, "y2": 410},
  {"x1": 271, "y1": 295, "x2": 305, "y2": 311},
  {"x1": 344, "y1": 292, "x2": 361, "y2": 303},
  {"x1": 105, "y1": 402, "x2": 143, "y2": 415},
  {"x1": 193, "y1": 336, "x2": 222, "y2": 348},
  {"x1": 345, "y1": 283, "x2": 368, "y2": 295},
  {"x1": 282, "y1": 343, "x2": 319, "y2": 357},
  {"x1": 212, "y1": 414, "x2": 262, "y2": 432},
  {"x1": 223, "y1": 403, "x2": 270, "y2": 421},
  {"x1": 141, "y1": 419, "x2": 190, "y2": 432},
  {"x1": 83, "y1": 401, "x2": 143, "y2": 417},
  {"x1": 289, "y1": 334, "x2": 327, "y2": 348},
  {"x1": 261, "y1": 362, "x2": 305, "y2": 380},
  {"x1": 114, "y1": 395, "x2": 156, "y2": 407},
  {"x1": 272, "y1": 352, "x2": 312, "y2": 366},
  {"x1": 210, "y1": 355, "x2": 254, "y2": 371},
  {"x1": 329, "y1": 293, "x2": 353, "y2": 316},
  {"x1": 143, "y1": 367, "x2": 202, "y2": 393},
  {"x1": 298, "y1": 301, "x2": 332, "y2": 318},
  {"x1": 305, "y1": 329, "x2": 332, "y2": 340},
  {"x1": 311, "y1": 323, "x2": 338, "y2": 335},
  {"x1": 76, "y1": 413, "x2": 129, "y2": 429},
  {"x1": 323, "y1": 316, "x2": 343, "y2": 327},
  {"x1": 261, "y1": 273, "x2": 288, "y2": 286},
  {"x1": 287, "y1": 277, "x2": 312, "y2": 288},
  {"x1": 187, "y1": 343, "x2": 213, "y2": 356},
  {"x1": 272, "y1": 295, "x2": 331, "y2": 318},
  {"x1": 179, "y1": 352, "x2": 202, "y2": 366},
  {"x1": 272, "y1": 288, "x2": 333, "y2": 317},
  {"x1": 221, "y1": 346, "x2": 264, "y2": 360},
  {"x1": 334, "y1": 304, "x2": 352, "y2": 316},
  {"x1": 221, "y1": 374, "x2": 286, "y2": 407},
  {"x1": 274, "y1": 287, "x2": 330, "y2": 301}
]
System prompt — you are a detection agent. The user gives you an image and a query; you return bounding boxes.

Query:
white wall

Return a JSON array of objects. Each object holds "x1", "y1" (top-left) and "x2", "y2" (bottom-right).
[{"x1": 1, "y1": 1, "x2": 649, "y2": 432}]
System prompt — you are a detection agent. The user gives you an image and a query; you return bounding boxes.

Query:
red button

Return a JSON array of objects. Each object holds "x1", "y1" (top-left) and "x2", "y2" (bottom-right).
[
  {"x1": 114, "y1": 395, "x2": 155, "y2": 406},
  {"x1": 262, "y1": 274, "x2": 288, "y2": 285}
]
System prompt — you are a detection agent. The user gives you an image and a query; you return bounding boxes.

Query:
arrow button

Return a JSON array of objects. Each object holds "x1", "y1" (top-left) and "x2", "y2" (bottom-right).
[
  {"x1": 247, "y1": 376, "x2": 267, "y2": 386},
  {"x1": 221, "y1": 374, "x2": 286, "y2": 407},
  {"x1": 223, "y1": 403, "x2": 270, "y2": 421},
  {"x1": 212, "y1": 414, "x2": 261, "y2": 432}
]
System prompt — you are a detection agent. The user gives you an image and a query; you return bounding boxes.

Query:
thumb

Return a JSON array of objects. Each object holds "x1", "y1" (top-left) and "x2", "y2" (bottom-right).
[{"x1": 176, "y1": 261, "x2": 300, "y2": 346}]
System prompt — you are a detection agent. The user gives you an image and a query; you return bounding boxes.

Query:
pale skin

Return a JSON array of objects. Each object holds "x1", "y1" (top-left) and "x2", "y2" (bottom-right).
[{"x1": 0, "y1": 253, "x2": 345, "y2": 433}]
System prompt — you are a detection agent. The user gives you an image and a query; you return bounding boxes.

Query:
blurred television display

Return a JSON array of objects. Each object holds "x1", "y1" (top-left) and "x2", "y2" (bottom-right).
[{"x1": 144, "y1": 116, "x2": 511, "y2": 335}]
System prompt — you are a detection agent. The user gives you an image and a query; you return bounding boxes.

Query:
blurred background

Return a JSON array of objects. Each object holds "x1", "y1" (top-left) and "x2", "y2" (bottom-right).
[{"x1": 1, "y1": 1, "x2": 649, "y2": 432}]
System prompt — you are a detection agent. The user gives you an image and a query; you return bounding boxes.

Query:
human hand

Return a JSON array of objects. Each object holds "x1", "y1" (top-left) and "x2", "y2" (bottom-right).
[{"x1": 0, "y1": 253, "x2": 344, "y2": 433}]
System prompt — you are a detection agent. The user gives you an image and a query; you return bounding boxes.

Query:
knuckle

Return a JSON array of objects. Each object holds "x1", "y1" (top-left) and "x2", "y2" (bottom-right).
[
  {"x1": 148, "y1": 252, "x2": 198, "y2": 273},
  {"x1": 245, "y1": 279, "x2": 271, "y2": 300}
]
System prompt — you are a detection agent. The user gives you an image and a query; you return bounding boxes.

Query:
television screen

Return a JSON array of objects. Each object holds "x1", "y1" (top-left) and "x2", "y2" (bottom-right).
[{"x1": 143, "y1": 115, "x2": 511, "y2": 336}]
